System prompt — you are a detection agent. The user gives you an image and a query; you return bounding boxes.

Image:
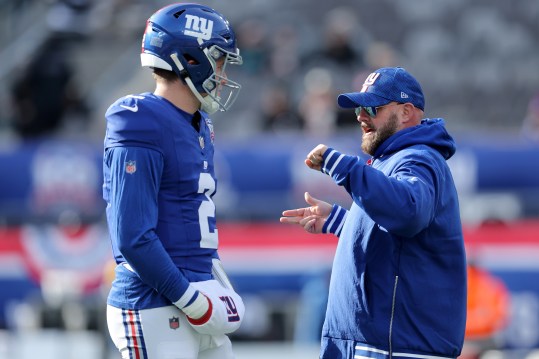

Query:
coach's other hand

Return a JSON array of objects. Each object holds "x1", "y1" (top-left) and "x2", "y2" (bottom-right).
[{"x1": 280, "y1": 192, "x2": 332, "y2": 234}]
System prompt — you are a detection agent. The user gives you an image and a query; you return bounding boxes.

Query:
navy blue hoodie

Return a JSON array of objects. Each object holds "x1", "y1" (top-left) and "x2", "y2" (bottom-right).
[{"x1": 321, "y1": 119, "x2": 467, "y2": 359}]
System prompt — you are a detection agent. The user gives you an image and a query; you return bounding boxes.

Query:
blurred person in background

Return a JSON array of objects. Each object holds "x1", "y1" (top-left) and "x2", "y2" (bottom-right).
[
  {"x1": 281, "y1": 67, "x2": 467, "y2": 359},
  {"x1": 234, "y1": 17, "x2": 269, "y2": 76},
  {"x1": 303, "y1": 6, "x2": 367, "y2": 71},
  {"x1": 102, "y1": 4, "x2": 245, "y2": 358},
  {"x1": 9, "y1": 33, "x2": 88, "y2": 138},
  {"x1": 261, "y1": 82, "x2": 305, "y2": 133},
  {"x1": 46, "y1": 0, "x2": 94, "y2": 38},
  {"x1": 521, "y1": 92, "x2": 539, "y2": 142},
  {"x1": 268, "y1": 23, "x2": 300, "y2": 80},
  {"x1": 460, "y1": 262, "x2": 510, "y2": 359},
  {"x1": 298, "y1": 67, "x2": 339, "y2": 135}
]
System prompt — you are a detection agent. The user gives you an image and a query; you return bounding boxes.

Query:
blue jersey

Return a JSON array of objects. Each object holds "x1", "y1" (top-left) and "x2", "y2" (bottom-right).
[{"x1": 103, "y1": 92, "x2": 219, "y2": 309}]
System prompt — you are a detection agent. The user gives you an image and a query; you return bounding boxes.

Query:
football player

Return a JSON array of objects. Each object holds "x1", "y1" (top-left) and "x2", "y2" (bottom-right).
[{"x1": 103, "y1": 4, "x2": 244, "y2": 358}]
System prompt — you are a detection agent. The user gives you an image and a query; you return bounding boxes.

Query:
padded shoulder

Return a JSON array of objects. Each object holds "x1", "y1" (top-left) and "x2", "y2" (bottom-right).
[{"x1": 105, "y1": 93, "x2": 163, "y2": 151}]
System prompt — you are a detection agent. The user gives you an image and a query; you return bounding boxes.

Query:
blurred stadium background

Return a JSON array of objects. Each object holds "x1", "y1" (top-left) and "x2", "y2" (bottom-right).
[{"x1": 0, "y1": 0, "x2": 539, "y2": 358}]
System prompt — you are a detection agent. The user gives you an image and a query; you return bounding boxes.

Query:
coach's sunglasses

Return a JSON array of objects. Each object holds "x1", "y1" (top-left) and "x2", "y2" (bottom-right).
[
  {"x1": 355, "y1": 106, "x2": 377, "y2": 118},
  {"x1": 354, "y1": 102, "x2": 399, "y2": 118}
]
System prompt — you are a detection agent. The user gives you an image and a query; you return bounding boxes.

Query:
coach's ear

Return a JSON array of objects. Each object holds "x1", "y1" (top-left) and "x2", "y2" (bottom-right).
[{"x1": 400, "y1": 102, "x2": 421, "y2": 126}]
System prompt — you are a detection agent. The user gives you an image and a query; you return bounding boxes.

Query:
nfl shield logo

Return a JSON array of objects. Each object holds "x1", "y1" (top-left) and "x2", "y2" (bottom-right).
[
  {"x1": 169, "y1": 316, "x2": 180, "y2": 330},
  {"x1": 125, "y1": 161, "x2": 136, "y2": 174},
  {"x1": 205, "y1": 119, "x2": 215, "y2": 144}
]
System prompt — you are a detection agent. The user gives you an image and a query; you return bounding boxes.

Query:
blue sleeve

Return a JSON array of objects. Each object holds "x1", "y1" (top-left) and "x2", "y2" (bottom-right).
[
  {"x1": 321, "y1": 147, "x2": 436, "y2": 237},
  {"x1": 105, "y1": 146, "x2": 189, "y2": 303},
  {"x1": 322, "y1": 204, "x2": 348, "y2": 236}
]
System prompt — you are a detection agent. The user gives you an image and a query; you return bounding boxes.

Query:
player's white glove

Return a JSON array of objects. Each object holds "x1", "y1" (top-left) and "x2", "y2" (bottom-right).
[
  {"x1": 174, "y1": 286, "x2": 213, "y2": 325},
  {"x1": 188, "y1": 280, "x2": 244, "y2": 336},
  {"x1": 175, "y1": 261, "x2": 244, "y2": 336}
]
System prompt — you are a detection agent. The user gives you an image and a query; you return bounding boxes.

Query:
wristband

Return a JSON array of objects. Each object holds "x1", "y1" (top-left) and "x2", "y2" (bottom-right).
[
  {"x1": 185, "y1": 294, "x2": 213, "y2": 326},
  {"x1": 180, "y1": 291, "x2": 211, "y2": 322}
]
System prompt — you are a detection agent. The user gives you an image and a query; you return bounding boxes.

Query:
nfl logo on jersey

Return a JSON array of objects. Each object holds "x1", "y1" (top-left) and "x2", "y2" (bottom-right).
[
  {"x1": 125, "y1": 161, "x2": 136, "y2": 174},
  {"x1": 169, "y1": 316, "x2": 180, "y2": 330}
]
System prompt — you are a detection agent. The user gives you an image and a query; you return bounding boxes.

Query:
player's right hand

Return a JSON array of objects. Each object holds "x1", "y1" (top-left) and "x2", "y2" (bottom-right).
[
  {"x1": 180, "y1": 290, "x2": 213, "y2": 325},
  {"x1": 280, "y1": 192, "x2": 332, "y2": 234},
  {"x1": 185, "y1": 281, "x2": 245, "y2": 336}
]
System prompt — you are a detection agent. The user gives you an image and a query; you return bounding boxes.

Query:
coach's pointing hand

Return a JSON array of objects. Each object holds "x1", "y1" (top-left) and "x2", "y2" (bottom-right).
[{"x1": 280, "y1": 192, "x2": 332, "y2": 234}]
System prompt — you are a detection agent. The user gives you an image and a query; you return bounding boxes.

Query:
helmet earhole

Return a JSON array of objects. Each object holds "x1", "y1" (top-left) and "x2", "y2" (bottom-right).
[{"x1": 210, "y1": 48, "x2": 221, "y2": 59}]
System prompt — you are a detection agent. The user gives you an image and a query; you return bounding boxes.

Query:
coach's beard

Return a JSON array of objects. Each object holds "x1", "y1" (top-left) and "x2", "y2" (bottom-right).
[{"x1": 361, "y1": 113, "x2": 399, "y2": 156}]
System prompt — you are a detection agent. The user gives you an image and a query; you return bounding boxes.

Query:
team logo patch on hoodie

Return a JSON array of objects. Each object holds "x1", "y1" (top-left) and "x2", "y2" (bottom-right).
[{"x1": 125, "y1": 161, "x2": 136, "y2": 174}]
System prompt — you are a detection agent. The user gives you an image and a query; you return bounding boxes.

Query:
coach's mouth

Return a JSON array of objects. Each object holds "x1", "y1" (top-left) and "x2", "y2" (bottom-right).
[{"x1": 362, "y1": 126, "x2": 375, "y2": 135}]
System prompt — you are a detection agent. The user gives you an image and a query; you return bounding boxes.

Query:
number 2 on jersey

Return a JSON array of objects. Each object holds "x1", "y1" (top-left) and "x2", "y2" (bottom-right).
[{"x1": 198, "y1": 173, "x2": 218, "y2": 249}]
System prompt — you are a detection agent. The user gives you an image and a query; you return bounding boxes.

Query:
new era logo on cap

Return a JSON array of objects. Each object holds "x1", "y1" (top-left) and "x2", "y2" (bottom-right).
[{"x1": 337, "y1": 67, "x2": 425, "y2": 111}]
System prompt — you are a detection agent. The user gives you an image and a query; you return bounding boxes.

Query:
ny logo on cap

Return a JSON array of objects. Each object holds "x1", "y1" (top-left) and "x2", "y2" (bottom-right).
[{"x1": 360, "y1": 72, "x2": 380, "y2": 93}]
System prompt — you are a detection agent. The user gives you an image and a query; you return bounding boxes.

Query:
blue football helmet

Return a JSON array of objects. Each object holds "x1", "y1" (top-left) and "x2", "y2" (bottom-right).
[{"x1": 141, "y1": 3, "x2": 242, "y2": 114}]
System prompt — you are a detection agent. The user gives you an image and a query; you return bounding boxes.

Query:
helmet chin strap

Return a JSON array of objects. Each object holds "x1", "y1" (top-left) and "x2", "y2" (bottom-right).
[{"x1": 169, "y1": 53, "x2": 219, "y2": 114}]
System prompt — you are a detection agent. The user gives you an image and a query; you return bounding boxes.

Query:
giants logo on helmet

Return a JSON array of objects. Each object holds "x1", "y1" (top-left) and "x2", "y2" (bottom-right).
[{"x1": 184, "y1": 15, "x2": 213, "y2": 41}]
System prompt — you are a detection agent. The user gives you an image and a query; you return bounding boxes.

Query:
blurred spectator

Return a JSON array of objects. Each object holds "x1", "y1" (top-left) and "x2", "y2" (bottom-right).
[
  {"x1": 235, "y1": 17, "x2": 270, "y2": 75},
  {"x1": 304, "y1": 6, "x2": 367, "y2": 71},
  {"x1": 298, "y1": 67, "x2": 338, "y2": 135},
  {"x1": 46, "y1": 0, "x2": 94, "y2": 39},
  {"x1": 461, "y1": 263, "x2": 511, "y2": 359},
  {"x1": 9, "y1": 34, "x2": 88, "y2": 139},
  {"x1": 521, "y1": 92, "x2": 539, "y2": 142},
  {"x1": 261, "y1": 82, "x2": 305, "y2": 133},
  {"x1": 269, "y1": 23, "x2": 301, "y2": 80},
  {"x1": 365, "y1": 41, "x2": 398, "y2": 70},
  {"x1": 335, "y1": 107, "x2": 357, "y2": 129}
]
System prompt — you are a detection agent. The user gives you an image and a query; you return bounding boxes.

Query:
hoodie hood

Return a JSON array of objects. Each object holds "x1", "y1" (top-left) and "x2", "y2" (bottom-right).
[{"x1": 373, "y1": 118, "x2": 456, "y2": 160}]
